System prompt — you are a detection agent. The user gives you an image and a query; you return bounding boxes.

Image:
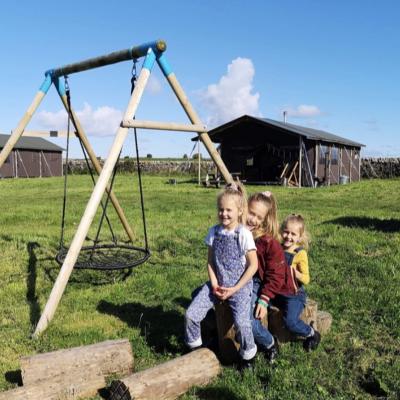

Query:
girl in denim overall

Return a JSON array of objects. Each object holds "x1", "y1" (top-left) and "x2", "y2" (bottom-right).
[
  {"x1": 276, "y1": 214, "x2": 321, "y2": 351},
  {"x1": 185, "y1": 184, "x2": 258, "y2": 366}
]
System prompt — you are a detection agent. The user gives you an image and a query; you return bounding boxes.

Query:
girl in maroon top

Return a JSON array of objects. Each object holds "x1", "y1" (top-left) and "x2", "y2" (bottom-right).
[{"x1": 247, "y1": 191, "x2": 296, "y2": 362}]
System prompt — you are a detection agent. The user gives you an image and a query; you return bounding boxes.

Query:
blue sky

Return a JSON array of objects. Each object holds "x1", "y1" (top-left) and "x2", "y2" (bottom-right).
[{"x1": 0, "y1": 1, "x2": 399, "y2": 159}]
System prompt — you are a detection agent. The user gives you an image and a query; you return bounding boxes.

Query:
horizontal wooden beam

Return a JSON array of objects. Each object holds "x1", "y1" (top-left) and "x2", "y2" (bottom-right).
[
  {"x1": 20, "y1": 130, "x2": 74, "y2": 138},
  {"x1": 121, "y1": 119, "x2": 207, "y2": 132},
  {"x1": 47, "y1": 40, "x2": 166, "y2": 77}
]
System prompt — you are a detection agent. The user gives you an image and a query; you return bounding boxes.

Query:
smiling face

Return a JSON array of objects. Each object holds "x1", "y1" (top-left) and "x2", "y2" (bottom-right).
[
  {"x1": 218, "y1": 195, "x2": 242, "y2": 231},
  {"x1": 247, "y1": 200, "x2": 268, "y2": 233},
  {"x1": 281, "y1": 221, "x2": 302, "y2": 251}
]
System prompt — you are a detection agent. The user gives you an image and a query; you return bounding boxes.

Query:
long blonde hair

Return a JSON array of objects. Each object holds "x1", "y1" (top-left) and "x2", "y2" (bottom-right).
[
  {"x1": 217, "y1": 181, "x2": 248, "y2": 225},
  {"x1": 248, "y1": 191, "x2": 279, "y2": 240},
  {"x1": 281, "y1": 214, "x2": 310, "y2": 250}
]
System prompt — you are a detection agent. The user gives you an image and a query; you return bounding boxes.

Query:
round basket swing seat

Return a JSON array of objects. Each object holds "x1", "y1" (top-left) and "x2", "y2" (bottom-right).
[{"x1": 56, "y1": 243, "x2": 150, "y2": 271}]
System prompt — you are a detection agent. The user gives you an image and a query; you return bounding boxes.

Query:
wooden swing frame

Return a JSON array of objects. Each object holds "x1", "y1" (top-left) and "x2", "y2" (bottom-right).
[{"x1": 0, "y1": 39, "x2": 233, "y2": 337}]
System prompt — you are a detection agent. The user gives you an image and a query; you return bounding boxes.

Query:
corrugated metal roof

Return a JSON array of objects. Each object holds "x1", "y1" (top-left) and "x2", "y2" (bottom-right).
[
  {"x1": 202, "y1": 115, "x2": 364, "y2": 147},
  {"x1": 257, "y1": 117, "x2": 365, "y2": 147},
  {"x1": 0, "y1": 134, "x2": 64, "y2": 152}
]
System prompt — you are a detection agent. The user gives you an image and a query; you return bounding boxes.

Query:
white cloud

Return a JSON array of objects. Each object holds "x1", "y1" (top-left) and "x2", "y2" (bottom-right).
[
  {"x1": 146, "y1": 75, "x2": 162, "y2": 94},
  {"x1": 199, "y1": 57, "x2": 260, "y2": 128},
  {"x1": 284, "y1": 104, "x2": 322, "y2": 118},
  {"x1": 35, "y1": 103, "x2": 123, "y2": 136}
]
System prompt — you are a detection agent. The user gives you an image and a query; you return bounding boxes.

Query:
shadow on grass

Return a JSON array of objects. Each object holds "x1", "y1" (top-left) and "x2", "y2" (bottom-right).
[
  {"x1": 195, "y1": 387, "x2": 246, "y2": 400},
  {"x1": 97, "y1": 300, "x2": 184, "y2": 354},
  {"x1": 326, "y1": 216, "x2": 400, "y2": 232},
  {"x1": 27, "y1": 242, "x2": 41, "y2": 326},
  {"x1": 43, "y1": 261, "x2": 133, "y2": 287}
]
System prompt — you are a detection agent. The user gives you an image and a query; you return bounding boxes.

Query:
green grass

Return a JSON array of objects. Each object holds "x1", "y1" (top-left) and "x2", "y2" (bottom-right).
[{"x1": 0, "y1": 175, "x2": 399, "y2": 399}]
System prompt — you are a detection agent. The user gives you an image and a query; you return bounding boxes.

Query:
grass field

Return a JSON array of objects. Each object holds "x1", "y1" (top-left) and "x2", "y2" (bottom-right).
[{"x1": 0, "y1": 175, "x2": 399, "y2": 399}]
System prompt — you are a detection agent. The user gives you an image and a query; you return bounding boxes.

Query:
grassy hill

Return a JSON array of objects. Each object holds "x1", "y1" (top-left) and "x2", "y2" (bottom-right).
[{"x1": 0, "y1": 175, "x2": 399, "y2": 399}]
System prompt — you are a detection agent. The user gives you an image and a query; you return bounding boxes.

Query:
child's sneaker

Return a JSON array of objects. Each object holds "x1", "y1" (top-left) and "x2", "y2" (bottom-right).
[
  {"x1": 264, "y1": 340, "x2": 279, "y2": 363},
  {"x1": 303, "y1": 325, "x2": 321, "y2": 352},
  {"x1": 238, "y1": 356, "x2": 255, "y2": 372}
]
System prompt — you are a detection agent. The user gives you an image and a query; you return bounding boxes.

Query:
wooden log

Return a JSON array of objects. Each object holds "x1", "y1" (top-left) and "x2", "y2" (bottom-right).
[
  {"x1": 0, "y1": 366, "x2": 105, "y2": 400},
  {"x1": 316, "y1": 310, "x2": 333, "y2": 335},
  {"x1": 20, "y1": 339, "x2": 133, "y2": 387},
  {"x1": 268, "y1": 298, "x2": 318, "y2": 343},
  {"x1": 108, "y1": 348, "x2": 221, "y2": 400}
]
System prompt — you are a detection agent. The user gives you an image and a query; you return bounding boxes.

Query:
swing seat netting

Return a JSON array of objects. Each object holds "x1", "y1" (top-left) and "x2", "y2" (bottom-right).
[{"x1": 56, "y1": 243, "x2": 150, "y2": 270}]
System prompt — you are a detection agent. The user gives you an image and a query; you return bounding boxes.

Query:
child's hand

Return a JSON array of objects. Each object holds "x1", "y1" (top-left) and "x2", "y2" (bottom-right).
[
  {"x1": 217, "y1": 286, "x2": 237, "y2": 300},
  {"x1": 212, "y1": 285, "x2": 224, "y2": 299},
  {"x1": 255, "y1": 303, "x2": 268, "y2": 320}
]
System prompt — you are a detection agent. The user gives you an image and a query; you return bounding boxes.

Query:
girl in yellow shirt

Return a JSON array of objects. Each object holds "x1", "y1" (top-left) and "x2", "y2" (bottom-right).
[{"x1": 277, "y1": 214, "x2": 321, "y2": 351}]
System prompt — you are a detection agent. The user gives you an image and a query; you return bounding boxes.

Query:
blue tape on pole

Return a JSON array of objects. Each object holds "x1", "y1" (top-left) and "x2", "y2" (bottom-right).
[
  {"x1": 142, "y1": 49, "x2": 156, "y2": 71},
  {"x1": 54, "y1": 77, "x2": 66, "y2": 96},
  {"x1": 39, "y1": 75, "x2": 52, "y2": 93},
  {"x1": 157, "y1": 54, "x2": 173, "y2": 77}
]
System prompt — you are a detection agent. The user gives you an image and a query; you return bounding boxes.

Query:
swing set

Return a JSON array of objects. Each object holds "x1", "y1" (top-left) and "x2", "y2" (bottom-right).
[{"x1": 0, "y1": 39, "x2": 233, "y2": 337}]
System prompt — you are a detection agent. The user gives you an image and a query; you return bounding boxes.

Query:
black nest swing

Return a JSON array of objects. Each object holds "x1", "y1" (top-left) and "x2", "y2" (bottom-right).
[{"x1": 56, "y1": 74, "x2": 150, "y2": 271}]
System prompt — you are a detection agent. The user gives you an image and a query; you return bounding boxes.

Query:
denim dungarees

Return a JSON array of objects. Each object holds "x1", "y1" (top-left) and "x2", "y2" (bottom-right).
[{"x1": 185, "y1": 226, "x2": 256, "y2": 360}]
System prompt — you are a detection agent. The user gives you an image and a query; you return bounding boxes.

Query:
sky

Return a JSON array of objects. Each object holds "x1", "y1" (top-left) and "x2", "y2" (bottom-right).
[{"x1": 0, "y1": 1, "x2": 399, "y2": 159}]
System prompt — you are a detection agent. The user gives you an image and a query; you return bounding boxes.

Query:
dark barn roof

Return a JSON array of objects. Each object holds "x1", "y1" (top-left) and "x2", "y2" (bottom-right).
[
  {"x1": 0, "y1": 134, "x2": 63, "y2": 152},
  {"x1": 196, "y1": 115, "x2": 364, "y2": 148}
]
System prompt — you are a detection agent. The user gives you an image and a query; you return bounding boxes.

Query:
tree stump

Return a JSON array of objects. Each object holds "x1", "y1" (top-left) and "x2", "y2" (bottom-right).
[
  {"x1": 108, "y1": 348, "x2": 221, "y2": 400},
  {"x1": 215, "y1": 301, "x2": 267, "y2": 365},
  {"x1": 268, "y1": 298, "x2": 318, "y2": 343},
  {"x1": 316, "y1": 310, "x2": 333, "y2": 335},
  {"x1": 20, "y1": 339, "x2": 133, "y2": 387}
]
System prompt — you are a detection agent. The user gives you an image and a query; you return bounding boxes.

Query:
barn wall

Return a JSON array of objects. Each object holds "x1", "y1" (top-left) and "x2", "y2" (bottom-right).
[
  {"x1": 0, "y1": 149, "x2": 62, "y2": 178},
  {"x1": 41, "y1": 151, "x2": 62, "y2": 177},
  {"x1": 0, "y1": 150, "x2": 15, "y2": 177}
]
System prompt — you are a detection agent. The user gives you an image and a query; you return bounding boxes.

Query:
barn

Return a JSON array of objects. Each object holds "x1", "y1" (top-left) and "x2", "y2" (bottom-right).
[
  {"x1": 204, "y1": 115, "x2": 365, "y2": 187},
  {"x1": 0, "y1": 134, "x2": 63, "y2": 178}
]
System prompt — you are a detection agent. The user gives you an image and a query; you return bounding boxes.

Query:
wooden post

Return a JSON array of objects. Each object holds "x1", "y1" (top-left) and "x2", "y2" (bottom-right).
[
  {"x1": 268, "y1": 299, "x2": 318, "y2": 343},
  {"x1": 0, "y1": 77, "x2": 50, "y2": 169},
  {"x1": 316, "y1": 310, "x2": 333, "y2": 335},
  {"x1": 314, "y1": 144, "x2": 318, "y2": 178},
  {"x1": 214, "y1": 302, "x2": 268, "y2": 365},
  {"x1": 298, "y1": 137, "x2": 302, "y2": 187},
  {"x1": 162, "y1": 71, "x2": 233, "y2": 184},
  {"x1": 20, "y1": 339, "x2": 133, "y2": 386},
  {"x1": 198, "y1": 140, "x2": 201, "y2": 185},
  {"x1": 215, "y1": 302, "x2": 240, "y2": 365},
  {"x1": 349, "y1": 149, "x2": 352, "y2": 183},
  {"x1": 56, "y1": 83, "x2": 137, "y2": 243},
  {"x1": 33, "y1": 56, "x2": 155, "y2": 338},
  {"x1": 108, "y1": 348, "x2": 221, "y2": 400}
]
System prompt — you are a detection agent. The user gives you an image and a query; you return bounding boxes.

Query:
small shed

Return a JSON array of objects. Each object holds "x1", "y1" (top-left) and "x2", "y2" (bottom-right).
[
  {"x1": 0, "y1": 134, "x2": 63, "y2": 178},
  {"x1": 203, "y1": 115, "x2": 365, "y2": 187}
]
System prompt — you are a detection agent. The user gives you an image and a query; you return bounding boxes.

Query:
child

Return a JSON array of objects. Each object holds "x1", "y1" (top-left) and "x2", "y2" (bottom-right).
[
  {"x1": 247, "y1": 191, "x2": 298, "y2": 362},
  {"x1": 185, "y1": 183, "x2": 258, "y2": 367},
  {"x1": 277, "y1": 214, "x2": 321, "y2": 351}
]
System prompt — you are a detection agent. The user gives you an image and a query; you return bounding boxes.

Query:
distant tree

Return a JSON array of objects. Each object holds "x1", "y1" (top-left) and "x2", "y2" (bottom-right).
[
  {"x1": 192, "y1": 153, "x2": 201, "y2": 160},
  {"x1": 183, "y1": 154, "x2": 188, "y2": 159},
  {"x1": 146, "y1": 153, "x2": 153, "y2": 159}
]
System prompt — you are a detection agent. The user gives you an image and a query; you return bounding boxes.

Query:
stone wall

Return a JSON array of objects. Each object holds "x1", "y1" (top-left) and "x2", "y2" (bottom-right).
[
  {"x1": 361, "y1": 158, "x2": 400, "y2": 179},
  {"x1": 65, "y1": 159, "x2": 216, "y2": 175}
]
